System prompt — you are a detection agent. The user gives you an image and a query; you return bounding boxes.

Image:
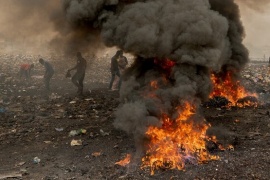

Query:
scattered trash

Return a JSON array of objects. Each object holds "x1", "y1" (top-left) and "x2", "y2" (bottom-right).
[
  {"x1": 55, "y1": 128, "x2": 64, "y2": 132},
  {"x1": 91, "y1": 152, "x2": 102, "y2": 157},
  {"x1": 69, "y1": 101, "x2": 76, "y2": 104},
  {"x1": 69, "y1": 129, "x2": 87, "y2": 137},
  {"x1": 20, "y1": 168, "x2": 28, "y2": 175},
  {"x1": 44, "y1": 141, "x2": 52, "y2": 144},
  {"x1": 16, "y1": 162, "x2": 26, "y2": 167},
  {"x1": 100, "y1": 129, "x2": 109, "y2": 136},
  {"x1": 33, "y1": 157, "x2": 41, "y2": 164},
  {"x1": 115, "y1": 154, "x2": 131, "y2": 167},
  {"x1": 70, "y1": 139, "x2": 83, "y2": 146},
  {"x1": 0, "y1": 172, "x2": 22, "y2": 179}
]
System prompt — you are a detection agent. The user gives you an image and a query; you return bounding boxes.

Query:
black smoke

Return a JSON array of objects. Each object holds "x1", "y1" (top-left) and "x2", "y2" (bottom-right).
[{"x1": 60, "y1": 0, "x2": 249, "y2": 156}]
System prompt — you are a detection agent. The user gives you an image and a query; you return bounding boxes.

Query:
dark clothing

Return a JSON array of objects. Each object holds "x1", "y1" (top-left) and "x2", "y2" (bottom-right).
[
  {"x1": 70, "y1": 56, "x2": 87, "y2": 95},
  {"x1": 72, "y1": 72, "x2": 85, "y2": 94},
  {"x1": 110, "y1": 55, "x2": 119, "y2": 72},
  {"x1": 109, "y1": 55, "x2": 121, "y2": 90},
  {"x1": 118, "y1": 56, "x2": 128, "y2": 70},
  {"x1": 76, "y1": 57, "x2": 87, "y2": 73},
  {"x1": 44, "y1": 71, "x2": 54, "y2": 91},
  {"x1": 109, "y1": 54, "x2": 128, "y2": 90},
  {"x1": 44, "y1": 61, "x2": 54, "y2": 74},
  {"x1": 109, "y1": 70, "x2": 121, "y2": 90},
  {"x1": 42, "y1": 60, "x2": 54, "y2": 91}
]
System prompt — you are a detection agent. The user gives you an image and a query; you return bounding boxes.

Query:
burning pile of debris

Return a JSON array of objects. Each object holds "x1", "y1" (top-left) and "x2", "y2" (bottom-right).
[
  {"x1": 56, "y1": 0, "x2": 261, "y2": 174},
  {"x1": 205, "y1": 71, "x2": 258, "y2": 108},
  {"x1": 1, "y1": 0, "x2": 264, "y2": 176}
]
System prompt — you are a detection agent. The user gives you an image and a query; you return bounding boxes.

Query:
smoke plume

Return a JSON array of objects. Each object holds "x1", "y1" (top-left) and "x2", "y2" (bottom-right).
[{"x1": 61, "y1": 0, "x2": 249, "y2": 154}]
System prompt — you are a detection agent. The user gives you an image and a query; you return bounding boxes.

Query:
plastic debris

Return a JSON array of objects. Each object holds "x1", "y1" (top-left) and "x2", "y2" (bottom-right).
[
  {"x1": 55, "y1": 128, "x2": 64, "y2": 132},
  {"x1": 33, "y1": 157, "x2": 41, "y2": 164},
  {"x1": 69, "y1": 129, "x2": 87, "y2": 136},
  {"x1": 70, "y1": 139, "x2": 82, "y2": 146},
  {"x1": 91, "y1": 152, "x2": 101, "y2": 157},
  {"x1": 100, "y1": 129, "x2": 109, "y2": 136}
]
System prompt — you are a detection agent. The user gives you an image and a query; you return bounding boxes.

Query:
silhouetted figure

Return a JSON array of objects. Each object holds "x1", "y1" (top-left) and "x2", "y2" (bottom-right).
[
  {"x1": 109, "y1": 50, "x2": 126, "y2": 90},
  {"x1": 19, "y1": 63, "x2": 34, "y2": 79},
  {"x1": 67, "y1": 52, "x2": 87, "y2": 95},
  {"x1": 39, "y1": 58, "x2": 54, "y2": 91}
]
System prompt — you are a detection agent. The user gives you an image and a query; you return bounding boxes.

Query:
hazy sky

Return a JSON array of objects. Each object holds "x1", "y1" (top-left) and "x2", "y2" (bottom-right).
[{"x1": 238, "y1": 2, "x2": 270, "y2": 59}]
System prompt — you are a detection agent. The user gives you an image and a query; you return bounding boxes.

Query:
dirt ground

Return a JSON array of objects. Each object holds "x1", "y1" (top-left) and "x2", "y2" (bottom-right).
[{"x1": 0, "y1": 56, "x2": 270, "y2": 180}]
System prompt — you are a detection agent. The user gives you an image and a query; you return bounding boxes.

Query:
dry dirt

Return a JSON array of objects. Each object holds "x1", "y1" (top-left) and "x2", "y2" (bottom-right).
[{"x1": 0, "y1": 56, "x2": 270, "y2": 180}]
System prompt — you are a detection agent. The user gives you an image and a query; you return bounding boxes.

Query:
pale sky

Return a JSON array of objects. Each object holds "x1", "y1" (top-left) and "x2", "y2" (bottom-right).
[{"x1": 239, "y1": 3, "x2": 270, "y2": 59}]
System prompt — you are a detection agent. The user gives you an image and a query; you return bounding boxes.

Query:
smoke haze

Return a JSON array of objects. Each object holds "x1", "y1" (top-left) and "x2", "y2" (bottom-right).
[{"x1": 0, "y1": 0, "x2": 60, "y2": 55}]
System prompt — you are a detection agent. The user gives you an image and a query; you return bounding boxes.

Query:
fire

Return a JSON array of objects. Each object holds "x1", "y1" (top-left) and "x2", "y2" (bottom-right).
[
  {"x1": 210, "y1": 71, "x2": 258, "y2": 107},
  {"x1": 142, "y1": 102, "x2": 219, "y2": 175},
  {"x1": 207, "y1": 136, "x2": 234, "y2": 151},
  {"x1": 150, "y1": 80, "x2": 159, "y2": 89},
  {"x1": 115, "y1": 154, "x2": 131, "y2": 167},
  {"x1": 154, "y1": 58, "x2": 176, "y2": 75}
]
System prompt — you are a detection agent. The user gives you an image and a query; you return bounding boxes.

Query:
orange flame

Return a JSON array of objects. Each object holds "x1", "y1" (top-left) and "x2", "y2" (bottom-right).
[
  {"x1": 142, "y1": 102, "x2": 219, "y2": 175},
  {"x1": 154, "y1": 58, "x2": 176, "y2": 75},
  {"x1": 210, "y1": 72, "x2": 258, "y2": 107},
  {"x1": 150, "y1": 80, "x2": 159, "y2": 89},
  {"x1": 115, "y1": 154, "x2": 131, "y2": 167},
  {"x1": 207, "y1": 136, "x2": 234, "y2": 151}
]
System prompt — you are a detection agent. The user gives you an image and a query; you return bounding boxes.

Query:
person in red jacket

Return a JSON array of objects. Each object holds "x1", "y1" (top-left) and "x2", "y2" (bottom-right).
[{"x1": 19, "y1": 63, "x2": 34, "y2": 79}]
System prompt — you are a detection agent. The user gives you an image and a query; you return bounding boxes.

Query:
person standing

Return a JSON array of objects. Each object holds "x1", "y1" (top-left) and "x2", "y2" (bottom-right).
[
  {"x1": 67, "y1": 52, "x2": 87, "y2": 95},
  {"x1": 39, "y1": 58, "x2": 54, "y2": 91},
  {"x1": 109, "y1": 50, "x2": 123, "y2": 90}
]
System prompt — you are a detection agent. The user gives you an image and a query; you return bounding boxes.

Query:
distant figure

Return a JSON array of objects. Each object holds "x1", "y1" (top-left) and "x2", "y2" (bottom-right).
[
  {"x1": 109, "y1": 50, "x2": 126, "y2": 90},
  {"x1": 67, "y1": 52, "x2": 87, "y2": 95},
  {"x1": 19, "y1": 63, "x2": 34, "y2": 79},
  {"x1": 39, "y1": 58, "x2": 54, "y2": 91}
]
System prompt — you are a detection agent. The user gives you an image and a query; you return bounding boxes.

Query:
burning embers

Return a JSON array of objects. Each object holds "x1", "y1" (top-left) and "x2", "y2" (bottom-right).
[
  {"x1": 141, "y1": 102, "x2": 218, "y2": 175},
  {"x1": 115, "y1": 154, "x2": 131, "y2": 167},
  {"x1": 209, "y1": 71, "x2": 258, "y2": 108}
]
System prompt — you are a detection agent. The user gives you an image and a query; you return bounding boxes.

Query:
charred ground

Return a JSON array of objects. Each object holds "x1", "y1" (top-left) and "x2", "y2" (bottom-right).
[{"x1": 0, "y1": 56, "x2": 270, "y2": 179}]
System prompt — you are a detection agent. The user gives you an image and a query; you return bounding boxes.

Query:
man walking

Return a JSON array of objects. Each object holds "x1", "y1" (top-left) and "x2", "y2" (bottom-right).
[
  {"x1": 39, "y1": 58, "x2": 54, "y2": 91},
  {"x1": 67, "y1": 52, "x2": 87, "y2": 95}
]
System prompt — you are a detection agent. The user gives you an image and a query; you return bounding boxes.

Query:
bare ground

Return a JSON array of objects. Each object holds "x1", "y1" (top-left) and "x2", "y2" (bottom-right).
[{"x1": 0, "y1": 58, "x2": 270, "y2": 180}]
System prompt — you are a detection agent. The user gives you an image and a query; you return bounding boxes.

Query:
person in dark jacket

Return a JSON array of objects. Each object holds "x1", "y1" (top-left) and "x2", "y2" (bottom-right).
[
  {"x1": 109, "y1": 50, "x2": 123, "y2": 90},
  {"x1": 39, "y1": 58, "x2": 54, "y2": 91},
  {"x1": 67, "y1": 52, "x2": 87, "y2": 95}
]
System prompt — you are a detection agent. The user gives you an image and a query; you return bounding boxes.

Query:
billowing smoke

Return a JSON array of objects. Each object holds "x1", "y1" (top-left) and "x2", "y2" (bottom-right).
[{"x1": 57, "y1": 0, "x2": 249, "y2": 154}]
